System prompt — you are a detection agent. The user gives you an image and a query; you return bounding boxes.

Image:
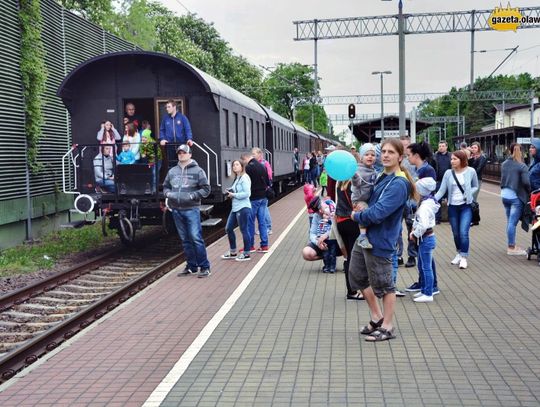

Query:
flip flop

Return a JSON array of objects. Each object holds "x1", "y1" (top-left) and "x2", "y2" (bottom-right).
[
  {"x1": 346, "y1": 292, "x2": 364, "y2": 301},
  {"x1": 365, "y1": 327, "x2": 396, "y2": 342}
]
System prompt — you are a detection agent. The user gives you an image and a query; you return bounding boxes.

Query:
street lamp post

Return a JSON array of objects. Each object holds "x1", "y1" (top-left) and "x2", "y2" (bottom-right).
[{"x1": 372, "y1": 71, "x2": 392, "y2": 139}]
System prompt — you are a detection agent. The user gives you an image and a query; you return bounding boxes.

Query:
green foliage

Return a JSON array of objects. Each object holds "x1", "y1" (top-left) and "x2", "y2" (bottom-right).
[
  {"x1": 19, "y1": 0, "x2": 47, "y2": 173},
  {"x1": 295, "y1": 104, "x2": 330, "y2": 134},
  {"x1": 261, "y1": 63, "x2": 317, "y2": 120},
  {"x1": 418, "y1": 73, "x2": 539, "y2": 138},
  {"x1": 114, "y1": 0, "x2": 156, "y2": 50},
  {"x1": 58, "y1": 0, "x2": 114, "y2": 28},
  {"x1": 0, "y1": 224, "x2": 113, "y2": 276}
]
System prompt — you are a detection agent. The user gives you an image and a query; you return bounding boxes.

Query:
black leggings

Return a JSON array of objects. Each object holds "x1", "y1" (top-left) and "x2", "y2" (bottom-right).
[{"x1": 337, "y1": 219, "x2": 360, "y2": 296}]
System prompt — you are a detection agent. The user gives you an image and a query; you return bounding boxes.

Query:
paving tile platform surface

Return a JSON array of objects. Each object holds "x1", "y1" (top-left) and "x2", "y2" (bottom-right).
[{"x1": 0, "y1": 184, "x2": 539, "y2": 406}]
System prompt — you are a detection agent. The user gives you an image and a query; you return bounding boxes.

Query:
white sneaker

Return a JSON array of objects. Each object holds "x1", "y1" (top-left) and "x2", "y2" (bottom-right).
[
  {"x1": 459, "y1": 257, "x2": 468, "y2": 269},
  {"x1": 507, "y1": 247, "x2": 527, "y2": 256},
  {"x1": 413, "y1": 292, "x2": 423, "y2": 298},
  {"x1": 451, "y1": 253, "x2": 462, "y2": 265},
  {"x1": 268, "y1": 229, "x2": 273, "y2": 235},
  {"x1": 413, "y1": 294, "x2": 433, "y2": 303}
]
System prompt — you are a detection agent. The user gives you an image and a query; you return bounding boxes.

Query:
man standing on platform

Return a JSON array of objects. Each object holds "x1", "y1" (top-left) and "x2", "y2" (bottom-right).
[
  {"x1": 159, "y1": 100, "x2": 193, "y2": 167},
  {"x1": 164, "y1": 144, "x2": 211, "y2": 278},
  {"x1": 241, "y1": 152, "x2": 270, "y2": 253},
  {"x1": 252, "y1": 147, "x2": 273, "y2": 235},
  {"x1": 434, "y1": 140, "x2": 451, "y2": 223}
]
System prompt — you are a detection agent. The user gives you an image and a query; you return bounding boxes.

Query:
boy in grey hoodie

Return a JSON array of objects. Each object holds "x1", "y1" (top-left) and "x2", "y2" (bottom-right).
[{"x1": 351, "y1": 143, "x2": 377, "y2": 249}]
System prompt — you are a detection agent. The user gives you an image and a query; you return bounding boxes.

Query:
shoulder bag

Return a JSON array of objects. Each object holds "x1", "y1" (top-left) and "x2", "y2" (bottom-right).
[{"x1": 451, "y1": 170, "x2": 480, "y2": 224}]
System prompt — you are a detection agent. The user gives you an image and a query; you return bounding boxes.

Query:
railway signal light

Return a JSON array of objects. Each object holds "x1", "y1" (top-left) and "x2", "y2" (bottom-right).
[{"x1": 348, "y1": 104, "x2": 356, "y2": 119}]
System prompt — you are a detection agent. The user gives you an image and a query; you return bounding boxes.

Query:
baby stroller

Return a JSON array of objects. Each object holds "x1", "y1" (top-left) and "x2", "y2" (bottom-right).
[{"x1": 526, "y1": 189, "x2": 540, "y2": 263}]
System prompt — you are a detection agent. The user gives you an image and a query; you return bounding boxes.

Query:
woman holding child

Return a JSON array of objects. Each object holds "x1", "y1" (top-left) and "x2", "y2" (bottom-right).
[{"x1": 348, "y1": 138, "x2": 414, "y2": 342}]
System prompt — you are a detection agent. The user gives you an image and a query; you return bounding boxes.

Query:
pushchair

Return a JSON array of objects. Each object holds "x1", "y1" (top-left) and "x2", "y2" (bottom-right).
[{"x1": 526, "y1": 189, "x2": 540, "y2": 263}]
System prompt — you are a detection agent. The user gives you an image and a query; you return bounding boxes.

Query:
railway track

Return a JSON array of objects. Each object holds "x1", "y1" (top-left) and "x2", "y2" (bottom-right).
[
  {"x1": 0, "y1": 185, "x2": 298, "y2": 383},
  {"x1": 0, "y1": 228, "x2": 224, "y2": 383}
]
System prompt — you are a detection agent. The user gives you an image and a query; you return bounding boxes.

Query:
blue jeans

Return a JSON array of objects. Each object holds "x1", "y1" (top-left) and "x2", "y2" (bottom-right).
[
  {"x1": 322, "y1": 239, "x2": 338, "y2": 271},
  {"x1": 96, "y1": 179, "x2": 116, "y2": 192},
  {"x1": 448, "y1": 204, "x2": 473, "y2": 256},
  {"x1": 417, "y1": 235, "x2": 436, "y2": 296},
  {"x1": 265, "y1": 206, "x2": 272, "y2": 231},
  {"x1": 249, "y1": 198, "x2": 268, "y2": 248},
  {"x1": 304, "y1": 169, "x2": 311, "y2": 184},
  {"x1": 172, "y1": 208, "x2": 210, "y2": 270},
  {"x1": 226, "y1": 207, "x2": 252, "y2": 254},
  {"x1": 310, "y1": 168, "x2": 318, "y2": 187},
  {"x1": 502, "y1": 197, "x2": 524, "y2": 246}
]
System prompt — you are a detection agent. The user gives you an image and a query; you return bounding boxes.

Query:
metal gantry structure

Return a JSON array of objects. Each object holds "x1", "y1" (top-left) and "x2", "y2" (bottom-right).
[
  {"x1": 294, "y1": 89, "x2": 535, "y2": 106},
  {"x1": 327, "y1": 113, "x2": 464, "y2": 125},
  {"x1": 293, "y1": 5, "x2": 540, "y2": 137}
]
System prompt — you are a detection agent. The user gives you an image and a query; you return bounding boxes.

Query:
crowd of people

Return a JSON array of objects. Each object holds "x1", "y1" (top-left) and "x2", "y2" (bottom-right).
[
  {"x1": 93, "y1": 100, "x2": 191, "y2": 193},
  {"x1": 300, "y1": 136, "x2": 537, "y2": 342}
]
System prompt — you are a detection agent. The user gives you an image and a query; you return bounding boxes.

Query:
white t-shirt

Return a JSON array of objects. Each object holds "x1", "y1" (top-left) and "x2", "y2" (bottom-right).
[{"x1": 450, "y1": 171, "x2": 466, "y2": 205}]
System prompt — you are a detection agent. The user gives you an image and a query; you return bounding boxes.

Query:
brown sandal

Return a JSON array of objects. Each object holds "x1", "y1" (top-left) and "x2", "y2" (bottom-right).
[
  {"x1": 360, "y1": 318, "x2": 383, "y2": 335},
  {"x1": 365, "y1": 327, "x2": 396, "y2": 342}
]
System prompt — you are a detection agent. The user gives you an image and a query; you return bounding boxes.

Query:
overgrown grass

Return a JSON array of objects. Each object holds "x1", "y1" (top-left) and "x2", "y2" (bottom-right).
[{"x1": 0, "y1": 224, "x2": 114, "y2": 277}]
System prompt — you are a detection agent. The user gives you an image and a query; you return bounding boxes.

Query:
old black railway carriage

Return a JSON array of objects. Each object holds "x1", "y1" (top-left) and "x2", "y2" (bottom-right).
[{"x1": 58, "y1": 51, "x2": 330, "y2": 242}]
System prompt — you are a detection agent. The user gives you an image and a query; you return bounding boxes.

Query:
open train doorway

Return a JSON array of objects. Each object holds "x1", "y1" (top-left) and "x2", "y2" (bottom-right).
[{"x1": 122, "y1": 98, "x2": 155, "y2": 133}]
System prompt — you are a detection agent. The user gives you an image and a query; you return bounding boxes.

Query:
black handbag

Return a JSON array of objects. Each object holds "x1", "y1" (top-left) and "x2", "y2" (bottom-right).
[{"x1": 451, "y1": 170, "x2": 480, "y2": 224}]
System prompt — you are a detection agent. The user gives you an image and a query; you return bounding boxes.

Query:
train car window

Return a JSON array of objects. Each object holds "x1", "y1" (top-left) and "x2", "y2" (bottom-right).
[
  {"x1": 233, "y1": 113, "x2": 239, "y2": 147},
  {"x1": 243, "y1": 116, "x2": 247, "y2": 148},
  {"x1": 154, "y1": 97, "x2": 185, "y2": 140},
  {"x1": 249, "y1": 119, "x2": 254, "y2": 147},
  {"x1": 223, "y1": 109, "x2": 229, "y2": 146},
  {"x1": 256, "y1": 121, "x2": 260, "y2": 147}
]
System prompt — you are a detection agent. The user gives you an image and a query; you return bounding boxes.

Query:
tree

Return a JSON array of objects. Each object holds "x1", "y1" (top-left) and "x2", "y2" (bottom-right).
[
  {"x1": 418, "y1": 73, "x2": 539, "y2": 137},
  {"x1": 261, "y1": 63, "x2": 316, "y2": 120},
  {"x1": 58, "y1": 0, "x2": 114, "y2": 29},
  {"x1": 115, "y1": 0, "x2": 155, "y2": 50},
  {"x1": 295, "y1": 104, "x2": 330, "y2": 134}
]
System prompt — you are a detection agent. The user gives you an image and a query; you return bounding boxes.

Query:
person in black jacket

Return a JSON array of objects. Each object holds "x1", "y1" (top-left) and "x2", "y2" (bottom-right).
[
  {"x1": 469, "y1": 141, "x2": 488, "y2": 225},
  {"x1": 241, "y1": 152, "x2": 271, "y2": 253},
  {"x1": 433, "y1": 141, "x2": 451, "y2": 223}
]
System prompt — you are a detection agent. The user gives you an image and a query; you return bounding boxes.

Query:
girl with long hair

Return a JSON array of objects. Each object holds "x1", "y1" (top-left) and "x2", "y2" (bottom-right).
[
  {"x1": 221, "y1": 160, "x2": 252, "y2": 261},
  {"x1": 501, "y1": 143, "x2": 530, "y2": 255},
  {"x1": 435, "y1": 150, "x2": 478, "y2": 269},
  {"x1": 123, "y1": 122, "x2": 141, "y2": 161}
]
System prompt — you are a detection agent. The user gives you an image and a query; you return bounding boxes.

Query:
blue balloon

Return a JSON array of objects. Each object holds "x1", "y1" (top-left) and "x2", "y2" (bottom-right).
[{"x1": 324, "y1": 150, "x2": 357, "y2": 181}]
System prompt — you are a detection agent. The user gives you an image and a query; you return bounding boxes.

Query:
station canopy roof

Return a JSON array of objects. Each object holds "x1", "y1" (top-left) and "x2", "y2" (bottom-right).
[{"x1": 350, "y1": 115, "x2": 432, "y2": 143}]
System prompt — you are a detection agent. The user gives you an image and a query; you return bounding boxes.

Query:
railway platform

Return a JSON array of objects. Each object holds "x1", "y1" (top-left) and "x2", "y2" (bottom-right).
[{"x1": 0, "y1": 184, "x2": 539, "y2": 406}]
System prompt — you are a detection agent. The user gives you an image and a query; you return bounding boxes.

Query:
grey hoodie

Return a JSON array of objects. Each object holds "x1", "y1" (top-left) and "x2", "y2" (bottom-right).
[
  {"x1": 351, "y1": 163, "x2": 376, "y2": 203},
  {"x1": 163, "y1": 159, "x2": 211, "y2": 209},
  {"x1": 93, "y1": 153, "x2": 115, "y2": 182}
]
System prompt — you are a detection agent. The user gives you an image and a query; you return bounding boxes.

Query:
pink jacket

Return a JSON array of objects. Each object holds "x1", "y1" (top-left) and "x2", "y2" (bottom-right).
[{"x1": 304, "y1": 184, "x2": 316, "y2": 214}]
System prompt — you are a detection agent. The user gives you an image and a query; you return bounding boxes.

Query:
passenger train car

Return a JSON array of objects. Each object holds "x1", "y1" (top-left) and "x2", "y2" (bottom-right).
[{"x1": 58, "y1": 51, "x2": 339, "y2": 242}]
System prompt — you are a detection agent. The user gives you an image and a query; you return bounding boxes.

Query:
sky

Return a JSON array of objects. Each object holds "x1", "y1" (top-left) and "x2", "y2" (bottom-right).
[{"x1": 160, "y1": 0, "x2": 540, "y2": 134}]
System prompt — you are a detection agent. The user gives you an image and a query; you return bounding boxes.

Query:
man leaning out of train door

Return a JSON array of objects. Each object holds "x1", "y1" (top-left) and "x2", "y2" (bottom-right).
[
  {"x1": 159, "y1": 99, "x2": 193, "y2": 167},
  {"x1": 163, "y1": 144, "x2": 212, "y2": 278}
]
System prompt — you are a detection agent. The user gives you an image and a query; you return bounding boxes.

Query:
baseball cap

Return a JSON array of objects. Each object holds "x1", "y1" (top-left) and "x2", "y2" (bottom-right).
[{"x1": 176, "y1": 144, "x2": 191, "y2": 154}]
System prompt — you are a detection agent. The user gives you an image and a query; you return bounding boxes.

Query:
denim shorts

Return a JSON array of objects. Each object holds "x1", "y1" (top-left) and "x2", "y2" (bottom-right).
[{"x1": 348, "y1": 244, "x2": 395, "y2": 298}]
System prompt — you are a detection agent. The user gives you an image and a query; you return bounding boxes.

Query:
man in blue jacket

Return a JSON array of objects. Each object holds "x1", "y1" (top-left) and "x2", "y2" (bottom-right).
[
  {"x1": 349, "y1": 138, "x2": 411, "y2": 342},
  {"x1": 159, "y1": 100, "x2": 193, "y2": 167}
]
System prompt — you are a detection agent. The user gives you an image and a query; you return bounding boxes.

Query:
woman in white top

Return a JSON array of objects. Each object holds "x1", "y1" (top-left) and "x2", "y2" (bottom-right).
[
  {"x1": 434, "y1": 150, "x2": 478, "y2": 269},
  {"x1": 123, "y1": 122, "x2": 141, "y2": 161}
]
